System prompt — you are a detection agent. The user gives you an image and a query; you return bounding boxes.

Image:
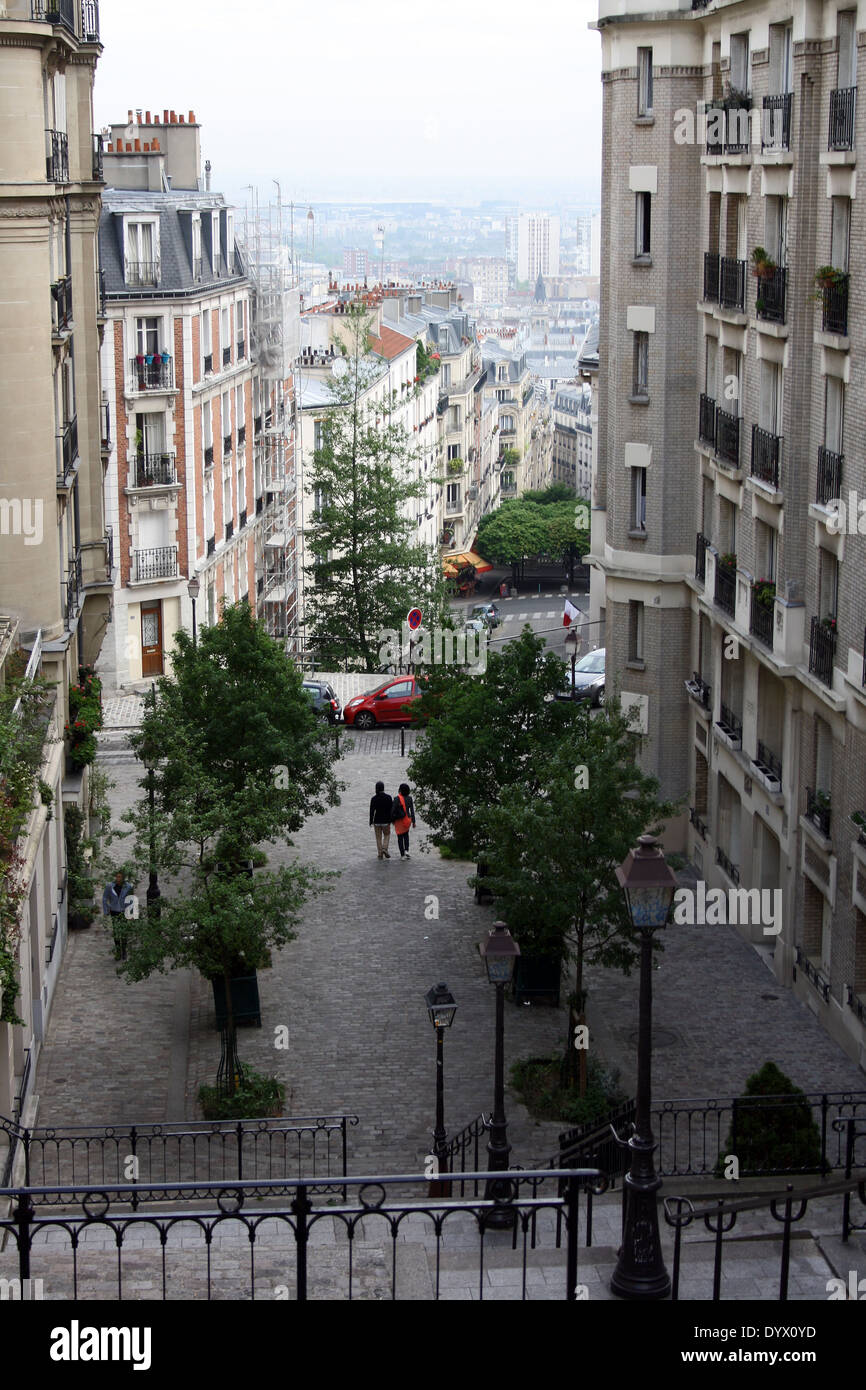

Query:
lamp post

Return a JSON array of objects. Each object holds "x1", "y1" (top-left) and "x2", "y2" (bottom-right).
[
  {"x1": 480, "y1": 921, "x2": 520, "y2": 1222},
  {"x1": 425, "y1": 982, "x2": 457, "y2": 1196},
  {"x1": 144, "y1": 681, "x2": 161, "y2": 917},
  {"x1": 187, "y1": 574, "x2": 200, "y2": 648},
  {"x1": 564, "y1": 626, "x2": 578, "y2": 699},
  {"x1": 610, "y1": 834, "x2": 677, "y2": 1300}
]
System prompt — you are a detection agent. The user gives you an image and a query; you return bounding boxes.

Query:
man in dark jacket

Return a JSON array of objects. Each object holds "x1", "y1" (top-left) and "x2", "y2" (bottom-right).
[
  {"x1": 369, "y1": 781, "x2": 393, "y2": 859},
  {"x1": 102, "y1": 870, "x2": 134, "y2": 959}
]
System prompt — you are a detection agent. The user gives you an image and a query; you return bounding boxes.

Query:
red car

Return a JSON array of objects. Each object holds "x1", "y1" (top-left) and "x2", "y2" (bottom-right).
[{"x1": 343, "y1": 675, "x2": 426, "y2": 730}]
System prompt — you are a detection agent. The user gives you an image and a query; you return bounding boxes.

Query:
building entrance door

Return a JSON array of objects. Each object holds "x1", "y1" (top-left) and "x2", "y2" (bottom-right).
[{"x1": 140, "y1": 602, "x2": 163, "y2": 677}]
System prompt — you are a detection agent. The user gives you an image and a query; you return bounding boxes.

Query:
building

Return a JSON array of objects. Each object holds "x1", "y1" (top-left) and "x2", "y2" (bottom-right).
[
  {"x1": 480, "y1": 341, "x2": 552, "y2": 497},
  {"x1": 553, "y1": 384, "x2": 593, "y2": 495},
  {"x1": 505, "y1": 213, "x2": 561, "y2": 283},
  {"x1": 97, "y1": 112, "x2": 299, "y2": 684},
  {"x1": 592, "y1": 0, "x2": 866, "y2": 1070},
  {"x1": 343, "y1": 247, "x2": 370, "y2": 280},
  {"x1": 0, "y1": 0, "x2": 110, "y2": 1127}
]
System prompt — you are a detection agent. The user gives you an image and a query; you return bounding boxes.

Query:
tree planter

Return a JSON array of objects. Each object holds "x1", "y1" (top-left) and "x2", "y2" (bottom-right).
[
  {"x1": 68, "y1": 908, "x2": 95, "y2": 930},
  {"x1": 511, "y1": 953, "x2": 562, "y2": 1006},
  {"x1": 211, "y1": 968, "x2": 262, "y2": 1028}
]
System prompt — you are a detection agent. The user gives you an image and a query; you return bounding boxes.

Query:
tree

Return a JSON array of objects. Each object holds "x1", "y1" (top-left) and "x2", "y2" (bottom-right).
[
  {"x1": 716, "y1": 1062, "x2": 824, "y2": 1176},
  {"x1": 473, "y1": 708, "x2": 678, "y2": 1091},
  {"x1": 475, "y1": 492, "x2": 589, "y2": 585},
  {"x1": 303, "y1": 304, "x2": 451, "y2": 671}
]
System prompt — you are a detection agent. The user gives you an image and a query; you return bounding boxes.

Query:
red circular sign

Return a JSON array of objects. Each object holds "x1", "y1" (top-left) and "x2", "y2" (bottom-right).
[{"x1": 407, "y1": 608, "x2": 423, "y2": 630}]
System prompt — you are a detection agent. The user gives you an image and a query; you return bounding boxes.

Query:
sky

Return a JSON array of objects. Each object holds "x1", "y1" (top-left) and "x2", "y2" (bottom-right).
[{"x1": 93, "y1": 0, "x2": 602, "y2": 209}]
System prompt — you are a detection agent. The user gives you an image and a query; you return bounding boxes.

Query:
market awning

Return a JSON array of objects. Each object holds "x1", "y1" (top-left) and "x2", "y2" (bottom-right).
[{"x1": 441, "y1": 550, "x2": 493, "y2": 573}]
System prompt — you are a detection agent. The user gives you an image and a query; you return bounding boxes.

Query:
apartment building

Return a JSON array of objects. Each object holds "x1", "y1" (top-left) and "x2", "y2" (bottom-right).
[
  {"x1": 593, "y1": 0, "x2": 866, "y2": 1068},
  {"x1": 505, "y1": 213, "x2": 562, "y2": 282},
  {"x1": 98, "y1": 112, "x2": 298, "y2": 683},
  {"x1": 553, "y1": 385, "x2": 593, "y2": 495},
  {"x1": 0, "y1": 0, "x2": 109, "y2": 1128},
  {"x1": 480, "y1": 341, "x2": 553, "y2": 498}
]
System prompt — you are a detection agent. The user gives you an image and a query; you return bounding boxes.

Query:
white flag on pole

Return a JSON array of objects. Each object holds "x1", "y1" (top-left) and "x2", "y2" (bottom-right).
[{"x1": 563, "y1": 598, "x2": 579, "y2": 627}]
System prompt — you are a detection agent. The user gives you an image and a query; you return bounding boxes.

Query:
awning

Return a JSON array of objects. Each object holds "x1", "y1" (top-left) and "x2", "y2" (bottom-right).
[{"x1": 441, "y1": 549, "x2": 493, "y2": 573}]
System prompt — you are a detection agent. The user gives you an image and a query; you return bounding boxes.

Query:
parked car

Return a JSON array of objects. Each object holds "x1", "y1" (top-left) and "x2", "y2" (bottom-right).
[
  {"x1": 462, "y1": 617, "x2": 487, "y2": 637},
  {"x1": 343, "y1": 674, "x2": 427, "y2": 729},
  {"x1": 470, "y1": 602, "x2": 501, "y2": 629},
  {"x1": 556, "y1": 648, "x2": 605, "y2": 706},
  {"x1": 302, "y1": 680, "x2": 342, "y2": 724}
]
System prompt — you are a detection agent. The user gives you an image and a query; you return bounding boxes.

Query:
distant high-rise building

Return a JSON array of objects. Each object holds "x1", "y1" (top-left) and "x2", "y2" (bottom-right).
[
  {"x1": 505, "y1": 214, "x2": 560, "y2": 282},
  {"x1": 343, "y1": 247, "x2": 370, "y2": 280}
]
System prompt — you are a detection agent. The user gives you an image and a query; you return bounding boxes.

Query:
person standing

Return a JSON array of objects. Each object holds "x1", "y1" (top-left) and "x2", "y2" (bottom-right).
[
  {"x1": 393, "y1": 782, "x2": 417, "y2": 859},
  {"x1": 370, "y1": 781, "x2": 393, "y2": 859},
  {"x1": 102, "y1": 869, "x2": 133, "y2": 960}
]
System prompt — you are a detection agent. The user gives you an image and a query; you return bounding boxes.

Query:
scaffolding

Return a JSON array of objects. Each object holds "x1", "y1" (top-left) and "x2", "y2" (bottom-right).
[{"x1": 240, "y1": 187, "x2": 302, "y2": 656}]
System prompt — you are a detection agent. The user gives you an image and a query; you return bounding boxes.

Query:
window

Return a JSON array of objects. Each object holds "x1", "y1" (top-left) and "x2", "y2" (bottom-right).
[
  {"x1": 202, "y1": 400, "x2": 212, "y2": 455},
  {"x1": 631, "y1": 466, "x2": 647, "y2": 531},
  {"x1": 201, "y1": 308, "x2": 212, "y2": 368},
  {"x1": 236, "y1": 299, "x2": 245, "y2": 353},
  {"x1": 135, "y1": 316, "x2": 160, "y2": 356},
  {"x1": 192, "y1": 216, "x2": 202, "y2": 279},
  {"x1": 313, "y1": 420, "x2": 325, "y2": 454},
  {"x1": 222, "y1": 392, "x2": 231, "y2": 447},
  {"x1": 824, "y1": 377, "x2": 844, "y2": 453},
  {"x1": 815, "y1": 715, "x2": 833, "y2": 794},
  {"x1": 126, "y1": 221, "x2": 158, "y2": 285},
  {"x1": 235, "y1": 384, "x2": 245, "y2": 431},
  {"x1": 755, "y1": 518, "x2": 776, "y2": 582},
  {"x1": 637, "y1": 47, "x2": 653, "y2": 115},
  {"x1": 635, "y1": 192, "x2": 651, "y2": 257},
  {"x1": 705, "y1": 336, "x2": 719, "y2": 401},
  {"x1": 830, "y1": 197, "x2": 850, "y2": 272},
  {"x1": 769, "y1": 23, "x2": 793, "y2": 95},
  {"x1": 500, "y1": 414, "x2": 513, "y2": 432},
  {"x1": 764, "y1": 196, "x2": 787, "y2": 266},
  {"x1": 226, "y1": 211, "x2": 235, "y2": 263},
  {"x1": 759, "y1": 359, "x2": 782, "y2": 434},
  {"x1": 730, "y1": 31, "x2": 750, "y2": 95},
  {"x1": 221, "y1": 306, "x2": 231, "y2": 363},
  {"x1": 447, "y1": 443, "x2": 460, "y2": 461},
  {"x1": 446, "y1": 481, "x2": 461, "y2": 512},
  {"x1": 628, "y1": 600, "x2": 645, "y2": 662},
  {"x1": 497, "y1": 388, "x2": 508, "y2": 402},
  {"x1": 312, "y1": 486, "x2": 328, "y2": 516},
  {"x1": 212, "y1": 213, "x2": 221, "y2": 272},
  {"x1": 498, "y1": 364, "x2": 508, "y2": 382},
  {"x1": 837, "y1": 9, "x2": 857, "y2": 89},
  {"x1": 633, "y1": 332, "x2": 649, "y2": 396},
  {"x1": 386, "y1": 680, "x2": 413, "y2": 701},
  {"x1": 441, "y1": 363, "x2": 451, "y2": 387},
  {"x1": 223, "y1": 472, "x2": 232, "y2": 530}
]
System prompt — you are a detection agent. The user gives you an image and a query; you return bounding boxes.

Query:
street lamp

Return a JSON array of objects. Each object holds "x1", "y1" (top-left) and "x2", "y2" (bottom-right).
[
  {"x1": 610, "y1": 833, "x2": 677, "y2": 1301},
  {"x1": 480, "y1": 921, "x2": 520, "y2": 1222},
  {"x1": 144, "y1": 681, "x2": 161, "y2": 918},
  {"x1": 425, "y1": 982, "x2": 457, "y2": 1195},
  {"x1": 564, "y1": 626, "x2": 579, "y2": 699},
  {"x1": 187, "y1": 574, "x2": 200, "y2": 648}
]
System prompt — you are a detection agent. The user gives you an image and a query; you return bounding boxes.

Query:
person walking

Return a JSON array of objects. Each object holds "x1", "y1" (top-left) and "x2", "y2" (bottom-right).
[
  {"x1": 102, "y1": 869, "x2": 133, "y2": 960},
  {"x1": 392, "y1": 782, "x2": 417, "y2": 859},
  {"x1": 370, "y1": 780, "x2": 394, "y2": 859}
]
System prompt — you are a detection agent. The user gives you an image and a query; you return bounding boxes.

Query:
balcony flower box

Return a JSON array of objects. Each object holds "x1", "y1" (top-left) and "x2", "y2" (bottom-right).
[
  {"x1": 718, "y1": 552, "x2": 737, "y2": 574},
  {"x1": 751, "y1": 247, "x2": 778, "y2": 281},
  {"x1": 821, "y1": 615, "x2": 837, "y2": 634},
  {"x1": 753, "y1": 579, "x2": 776, "y2": 610},
  {"x1": 813, "y1": 266, "x2": 846, "y2": 295}
]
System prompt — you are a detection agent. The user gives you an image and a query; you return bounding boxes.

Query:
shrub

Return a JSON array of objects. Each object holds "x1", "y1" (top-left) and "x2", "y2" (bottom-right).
[
  {"x1": 715, "y1": 1061, "x2": 824, "y2": 1176},
  {"x1": 198, "y1": 1068, "x2": 285, "y2": 1120},
  {"x1": 510, "y1": 1052, "x2": 626, "y2": 1127}
]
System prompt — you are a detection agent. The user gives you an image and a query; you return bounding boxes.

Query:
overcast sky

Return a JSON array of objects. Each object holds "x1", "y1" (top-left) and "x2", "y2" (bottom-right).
[{"x1": 94, "y1": 0, "x2": 601, "y2": 208}]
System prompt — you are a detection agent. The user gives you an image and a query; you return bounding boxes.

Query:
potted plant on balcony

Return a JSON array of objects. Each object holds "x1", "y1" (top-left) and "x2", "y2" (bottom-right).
[
  {"x1": 753, "y1": 578, "x2": 776, "y2": 609},
  {"x1": 751, "y1": 247, "x2": 777, "y2": 280},
  {"x1": 719, "y1": 551, "x2": 737, "y2": 573},
  {"x1": 813, "y1": 266, "x2": 846, "y2": 298},
  {"x1": 820, "y1": 614, "x2": 837, "y2": 634},
  {"x1": 850, "y1": 810, "x2": 866, "y2": 845}
]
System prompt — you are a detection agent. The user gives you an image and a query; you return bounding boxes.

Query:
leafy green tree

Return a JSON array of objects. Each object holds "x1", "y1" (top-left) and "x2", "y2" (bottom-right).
[
  {"x1": 475, "y1": 493, "x2": 589, "y2": 585},
  {"x1": 716, "y1": 1062, "x2": 824, "y2": 1176},
  {"x1": 303, "y1": 304, "x2": 451, "y2": 671},
  {"x1": 473, "y1": 708, "x2": 678, "y2": 1090}
]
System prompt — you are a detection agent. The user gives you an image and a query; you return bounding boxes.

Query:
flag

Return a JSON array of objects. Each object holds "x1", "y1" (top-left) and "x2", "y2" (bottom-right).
[{"x1": 563, "y1": 599, "x2": 579, "y2": 627}]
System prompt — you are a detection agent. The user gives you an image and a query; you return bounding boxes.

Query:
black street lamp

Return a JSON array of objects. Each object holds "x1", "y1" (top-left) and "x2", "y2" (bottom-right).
[
  {"x1": 425, "y1": 982, "x2": 457, "y2": 1195},
  {"x1": 564, "y1": 626, "x2": 579, "y2": 699},
  {"x1": 144, "y1": 681, "x2": 161, "y2": 917},
  {"x1": 187, "y1": 574, "x2": 200, "y2": 648},
  {"x1": 610, "y1": 834, "x2": 678, "y2": 1300},
  {"x1": 480, "y1": 921, "x2": 520, "y2": 1221}
]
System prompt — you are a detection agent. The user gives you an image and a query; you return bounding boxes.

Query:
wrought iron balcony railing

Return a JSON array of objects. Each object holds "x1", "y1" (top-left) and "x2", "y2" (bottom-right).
[
  {"x1": 134, "y1": 545, "x2": 178, "y2": 582},
  {"x1": 805, "y1": 787, "x2": 832, "y2": 838},
  {"x1": 829, "y1": 86, "x2": 856, "y2": 151},
  {"x1": 822, "y1": 276, "x2": 849, "y2": 335},
  {"x1": 809, "y1": 615, "x2": 836, "y2": 687},
  {"x1": 695, "y1": 531, "x2": 709, "y2": 583},
  {"x1": 716, "y1": 845, "x2": 740, "y2": 884},
  {"x1": 134, "y1": 453, "x2": 176, "y2": 487},
  {"x1": 51, "y1": 275, "x2": 73, "y2": 334},
  {"x1": 698, "y1": 394, "x2": 716, "y2": 448},
  {"x1": 62, "y1": 550, "x2": 83, "y2": 625},
  {"x1": 56, "y1": 416, "x2": 78, "y2": 483},
  {"x1": 762, "y1": 92, "x2": 792, "y2": 151},
  {"x1": 92, "y1": 132, "x2": 104, "y2": 182},
  {"x1": 45, "y1": 129, "x2": 69, "y2": 183},
  {"x1": 81, "y1": 0, "x2": 100, "y2": 41},
  {"x1": 714, "y1": 562, "x2": 737, "y2": 616},
  {"x1": 32, "y1": 0, "x2": 75, "y2": 31},
  {"x1": 128, "y1": 356, "x2": 174, "y2": 391},
  {"x1": 750, "y1": 587, "x2": 775, "y2": 649},
  {"x1": 718, "y1": 700, "x2": 743, "y2": 742},
  {"x1": 705, "y1": 97, "x2": 752, "y2": 155},
  {"x1": 715, "y1": 407, "x2": 740, "y2": 467},
  {"x1": 689, "y1": 806, "x2": 709, "y2": 839},
  {"x1": 125, "y1": 260, "x2": 160, "y2": 288},
  {"x1": 754, "y1": 739, "x2": 782, "y2": 785},
  {"x1": 101, "y1": 402, "x2": 110, "y2": 453},
  {"x1": 795, "y1": 946, "x2": 831, "y2": 1001},
  {"x1": 816, "y1": 446, "x2": 843, "y2": 505},
  {"x1": 751, "y1": 424, "x2": 781, "y2": 488},
  {"x1": 755, "y1": 265, "x2": 786, "y2": 324},
  {"x1": 703, "y1": 251, "x2": 720, "y2": 303},
  {"x1": 686, "y1": 671, "x2": 711, "y2": 708},
  {"x1": 720, "y1": 256, "x2": 746, "y2": 311}
]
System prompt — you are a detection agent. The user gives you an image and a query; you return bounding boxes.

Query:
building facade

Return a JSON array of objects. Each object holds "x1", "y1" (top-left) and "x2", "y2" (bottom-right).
[{"x1": 505, "y1": 213, "x2": 562, "y2": 282}]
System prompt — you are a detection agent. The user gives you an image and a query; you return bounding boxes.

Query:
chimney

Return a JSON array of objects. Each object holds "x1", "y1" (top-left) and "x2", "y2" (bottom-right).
[
  {"x1": 134, "y1": 138, "x2": 141, "y2": 151},
  {"x1": 152, "y1": 137, "x2": 160, "y2": 151},
  {"x1": 145, "y1": 110, "x2": 151, "y2": 124},
  {"x1": 163, "y1": 109, "x2": 169, "y2": 124},
  {"x1": 204, "y1": 159, "x2": 212, "y2": 192},
  {"x1": 128, "y1": 109, "x2": 133, "y2": 124},
  {"x1": 125, "y1": 141, "x2": 132, "y2": 152},
  {"x1": 154, "y1": 114, "x2": 160, "y2": 124},
  {"x1": 143, "y1": 142, "x2": 150, "y2": 152},
  {"x1": 189, "y1": 111, "x2": 196, "y2": 124},
  {"x1": 170, "y1": 110, "x2": 177, "y2": 124},
  {"x1": 179, "y1": 114, "x2": 185, "y2": 123}
]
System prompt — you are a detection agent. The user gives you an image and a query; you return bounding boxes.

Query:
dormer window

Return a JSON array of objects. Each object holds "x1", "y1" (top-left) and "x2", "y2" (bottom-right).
[
  {"x1": 212, "y1": 212, "x2": 221, "y2": 273},
  {"x1": 192, "y1": 215, "x2": 202, "y2": 280},
  {"x1": 226, "y1": 211, "x2": 235, "y2": 265},
  {"x1": 125, "y1": 218, "x2": 159, "y2": 287}
]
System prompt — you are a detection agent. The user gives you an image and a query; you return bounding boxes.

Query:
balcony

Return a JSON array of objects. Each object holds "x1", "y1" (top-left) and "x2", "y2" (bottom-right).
[
  {"x1": 816, "y1": 445, "x2": 843, "y2": 505},
  {"x1": 751, "y1": 424, "x2": 781, "y2": 489},
  {"x1": 809, "y1": 615, "x2": 836, "y2": 687},
  {"x1": 806, "y1": 787, "x2": 832, "y2": 838},
  {"x1": 237, "y1": 425, "x2": 246, "y2": 448},
  {"x1": 32, "y1": 0, "x2": 75, "y2": 30},
  {"x1": 755, "y1": 265, "x2": 786, "y2": 324},
  {"x1": 703, "y1": 252, "x2": 720, "y2": 303},
  {"x1": 56, "y1": 416, "x2": 78, "y2": 484},
  {"x1": 705, "y1": 97, "x2": 752, "y2": 156},
  {"x1": 92, "y1": 132, "x2": 104, "y2": 182},
  {"x1": 223, "y1": 347, "x2": 232, "y2": 368},
  {"x1": 715, "y1": 845, "x2": 740, "y2": 884},
  {"x1": 125, "y1": 260, "x2": 160, "y2": 289},
  {"x1": 749, "y1": 586, "x2": 775, "y2": 649},
  {"x1": 62, "y1": 549, "x2": 83, "y2": 624},
  {"x1": 795, "y1": 946, "x2": 830, "y2": 1003},
  {"x1": 717, "y1": 700, "x2": 743, "y2": 746},
  {"x1": 203, "y1": 353, "x2": 213, "y2": 375},
  {"x1": 753, "y1": 739, "x2": 782, "y2": 790},
  {"x1": 134, "y1": 545, "x2": 178, "y2": 582},
  {"x1": 134, "y1": 453, "x2": 176, "y2": 487},
  {"x1": 719, "y1": 257, "x2": 746, "y2": 312},
  {"x1": 689, "y1": 807, "x2": 709, "y2": 839},
  {"x1": 51, "y1": 275, "x2": 73, "y2": 336},
  {"x1": 695, "y1": 531, "x2": 709, "y2": 583},
  {"x1": 685, "y1": 671, "x2": 711, "y2": 709},
  {"x1": 715, "y1": 407, "x2": 740, "y2": 467},
  {"x1": 762, "y1": 93, "x2": 792, "y2": 151},
  {"x1": 445, "y1": 498, "x2": 464, "y2": 517},
  {"x1": 128, "y1": 356, "x2": 174, "y2": 392},
  {"x1": 81, "y1": 0, "x2": 100, "y2": 40},
  {"x1": 698, "y1": 394, "x2": 716, "y2": 448},
  {"x1": 821, "y1": 276, "x2": 849, "y2": 336},
  {"x1": 45, "y1": 129, "x2": 69, "y2": 183},
  {"x1": 829, "y1": 86, "x2": 856, "y2": 151}
]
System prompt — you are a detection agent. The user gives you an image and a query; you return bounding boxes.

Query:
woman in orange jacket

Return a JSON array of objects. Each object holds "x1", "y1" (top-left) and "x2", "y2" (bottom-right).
[{"x1": 393, "y1": 782, "x2": 417, "y2": 858}]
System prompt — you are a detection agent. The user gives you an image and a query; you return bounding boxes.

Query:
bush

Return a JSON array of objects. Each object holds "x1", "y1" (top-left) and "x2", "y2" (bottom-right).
[
  {"x1": 510, "y1": 1053, "x2": 626, "y2": 1127},
  {"x1": 198, "y1": 1068, "x2": 285, "y2": 1120},
  {"x1": 715, "y1": 1061, "x2": 824, "y2": 1176}
]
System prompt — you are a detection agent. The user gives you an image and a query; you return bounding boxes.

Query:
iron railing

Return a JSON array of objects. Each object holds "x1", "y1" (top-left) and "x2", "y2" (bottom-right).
[
  {"x1": 63, "y1": 551, "x2": 82, "y2": 623},
  {"x1": 809, "y1": 615, "x2": 836, "y2": 687},
  {"x1": 237, "y1": 424, "x2": 246, "y2": 448},
  {"x1": 223, "y1": 346, "x2": 232, "y2": 367},
  {"x1": 719, "y1": 256, "x2": 746, "y2": 311},
  {"x1": 124, "y1": 260, "x2": 160, "y2": 288},
  {"x1": 689, "y1": 807, "x2": 709, "y2": 839},
  {"x1": 239, "y1": 508, "x2": 247, "y2": 530},
  {"x1": 32, "y1": 0, "x2": 75, "y2": 30},
  {"x1": 705, "y1": 97, "x2": 752, "y2": 155},
  {"x1": 806, "y1": 786, "x2": 832, "y2": 838},
  {"x1": 751, "y1": 424, "x2": 780, "y2": 488},
  {"x1": 816, "y1": 445, "x2": 843, "y2": 505},
  {"x1": 703, "y1": 251, "x2": 720, "y2": 302},
  {"x1": 846, "y1": 985, "x2": 866, "y2": 1025},
  {"x1": 223, "y1": 432, "x2": 232, "y2": 456},
  {"x1": 795, "y1": 945, "x2": 831, "y2": 1001},
  {"x1": 443, "y1": 1114, "x2": 489, "y2": 1196},
  {"x1": 0, "y1": 1169, "x2": 601, "y2": 1301},
  {"x1": 715, "y1": 407, "x2": 740, "y2": 466},
  {"x1": 11, "y1": 1051, "x2": 31, "y2": 1125},
  {"x1": 133, "y1": 545, "x2": 177, "y2": 582},
  {"x1": 754, "y1": 738, "x2": 782, "y2": 784},
  {"x1": 829, "y1": 86, "x2": 856, "y2": 151},
  {"x1": 91, "y1": 131, "x2": 104, "y2": 181},
  {"x1": 686, "y1": 671, "x2": 711, "y2": 709},
  {"x1": 134, "y1": 453, "x2": 176, "y2": 487},
  {"x1": 45, "y1": 128, "x2": 69, "y2": 183},
  {"x1": 822, "y1": 275, "x2": 849, "y2": 335},
  {"x1": 695, "y1": 532, "x2": 709, "y2": 583},
  {"x1": 698, "y1": 394, "x2": 716, "y2": 447},
  {"x1": 80, "y1": 0, "x2": 100, "y2": 40},
  {"x1": 755, "y1": 264, "x2": 786, "y2": 323},
  {"x1": 715, "y1": 845, "x2": 740, "y2": 883},
  {"x1": 56, "y1": 416, "x2": 78, "y2": 483},
  {"x1": 714, "y1": 561, "x2": 736, "y2": 616},
  {"x1": 717, "y1": 700, "x2": 742, "y2": 742},
  {"x1": 50, "y1": 275, "x2": 73, "y2": 334},
  {"x1": 750, "y1": 587, "x2": 775, "y2": 648},
  {"x1": 762, "y1": 92, "x2": 792, "y2": 150},
  {"x1": 128, "y1": 356, "x2": 173, "y2": 390}
]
